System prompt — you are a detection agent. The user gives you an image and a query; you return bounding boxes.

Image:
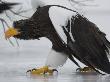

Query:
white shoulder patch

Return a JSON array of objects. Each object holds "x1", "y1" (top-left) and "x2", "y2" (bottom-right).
[{"x1": 49, "y1": 6, "x2": 76, "y2": 44}]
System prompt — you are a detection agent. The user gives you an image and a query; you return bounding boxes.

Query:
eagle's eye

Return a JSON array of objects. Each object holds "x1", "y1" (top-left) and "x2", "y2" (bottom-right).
[
  {"x1": 13, "y1": 19, "x2": 27, "y2": 29},
  {"x1": 18, "y1": 20, "x2": 24, "y2": 24}
]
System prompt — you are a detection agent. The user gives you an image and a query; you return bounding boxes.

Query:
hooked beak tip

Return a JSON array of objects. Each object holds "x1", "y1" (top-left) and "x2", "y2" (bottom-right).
[{"x1": 5, "y1": 28, "x2": 20, "y2": 39}]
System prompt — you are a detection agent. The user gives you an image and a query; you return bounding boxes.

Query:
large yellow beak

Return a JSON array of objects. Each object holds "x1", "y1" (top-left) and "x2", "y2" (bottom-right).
[{"x1": 5, "y1": 28, "x2": 20, "y2": 39}]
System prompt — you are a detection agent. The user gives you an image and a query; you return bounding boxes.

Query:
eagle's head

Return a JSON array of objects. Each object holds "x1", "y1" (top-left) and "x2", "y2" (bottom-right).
[{"x1": 5, "y1": 19, "x2": 43, "y2": 40}]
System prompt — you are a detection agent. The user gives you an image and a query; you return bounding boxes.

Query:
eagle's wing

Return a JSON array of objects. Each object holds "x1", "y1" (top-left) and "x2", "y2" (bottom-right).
[
  {"x1": 49, "y1": 6, "x2": 81, "y2": 67},
  {"x1": 69, "y1": 14, "x2": 110, "y2": 74},
  {"x1": 49, "y1": 6, "x2": 110, "y2": 74}
]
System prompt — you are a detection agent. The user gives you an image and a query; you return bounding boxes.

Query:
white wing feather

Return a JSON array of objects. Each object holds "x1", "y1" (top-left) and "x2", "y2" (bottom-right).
[{"x1": 49, "y1": 6, "x2": 76, "y2": 44}]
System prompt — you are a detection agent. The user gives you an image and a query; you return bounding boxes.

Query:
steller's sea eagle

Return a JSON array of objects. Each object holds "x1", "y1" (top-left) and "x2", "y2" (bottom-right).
[{"x1": 5, "y1": 0, "x2": 110, "y2": 75}]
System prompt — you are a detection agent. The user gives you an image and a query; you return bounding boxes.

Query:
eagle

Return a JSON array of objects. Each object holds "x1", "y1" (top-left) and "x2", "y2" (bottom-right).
[{"x1": 5, "y1": 0, "x2": 110, "y2": 75}]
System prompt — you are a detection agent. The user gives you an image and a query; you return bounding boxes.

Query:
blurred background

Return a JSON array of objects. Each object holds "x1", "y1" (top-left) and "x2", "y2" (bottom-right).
[{"x1": 0, "y1": 0, "x2": 110, "y2": 82}]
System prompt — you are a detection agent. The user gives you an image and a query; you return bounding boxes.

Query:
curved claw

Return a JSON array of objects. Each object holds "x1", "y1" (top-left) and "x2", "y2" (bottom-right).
[
  {"x1": 32, "y1": 68, "x2": 37, "y2": 71},
  {"x1": 26, "y1": 70, "x2": 32, "y2": 73},
  {"x1": 52, "y1": 69, "x2": 58, "y2": 73},
  {"x1": 76, "y1": 68, "x2": 81, "y2": 72},
  {"x1": 26, "y1": 68, "x2": 38, "y2": 73}
]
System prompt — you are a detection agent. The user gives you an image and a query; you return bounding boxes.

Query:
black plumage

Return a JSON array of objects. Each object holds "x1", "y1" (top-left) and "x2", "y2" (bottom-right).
[
  {"x1": 13, "y1": 5, "x2": 110, "y2": 74},
  {"x1": 69, "y1": 14, "x2": 110, "y2": 74}
]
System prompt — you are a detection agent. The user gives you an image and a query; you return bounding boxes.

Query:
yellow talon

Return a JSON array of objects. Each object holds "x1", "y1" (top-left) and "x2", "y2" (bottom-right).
[
  {"x1": 76, "y1": 67, "x2": 95, "y2": 73},
  {"x1": 27, "y1": 66, "x2": 57, "y2": 75}
]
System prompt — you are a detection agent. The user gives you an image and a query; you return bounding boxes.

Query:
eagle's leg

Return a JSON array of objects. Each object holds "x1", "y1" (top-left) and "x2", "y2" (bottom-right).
[
  {"x1": 27, "y1": 49, "x2": 68, "y2": 75},
  {"x1": 27, "y1": 66, "x2": 58, "y2": 75},
  {"x1": 76, "y1": 67, "x2": 95, "y2": 72}
]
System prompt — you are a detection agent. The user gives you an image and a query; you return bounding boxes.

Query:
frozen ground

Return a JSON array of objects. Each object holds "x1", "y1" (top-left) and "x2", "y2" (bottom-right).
[{"x1": 0, "y1": 0, "x2": 110, "y2": 81}]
